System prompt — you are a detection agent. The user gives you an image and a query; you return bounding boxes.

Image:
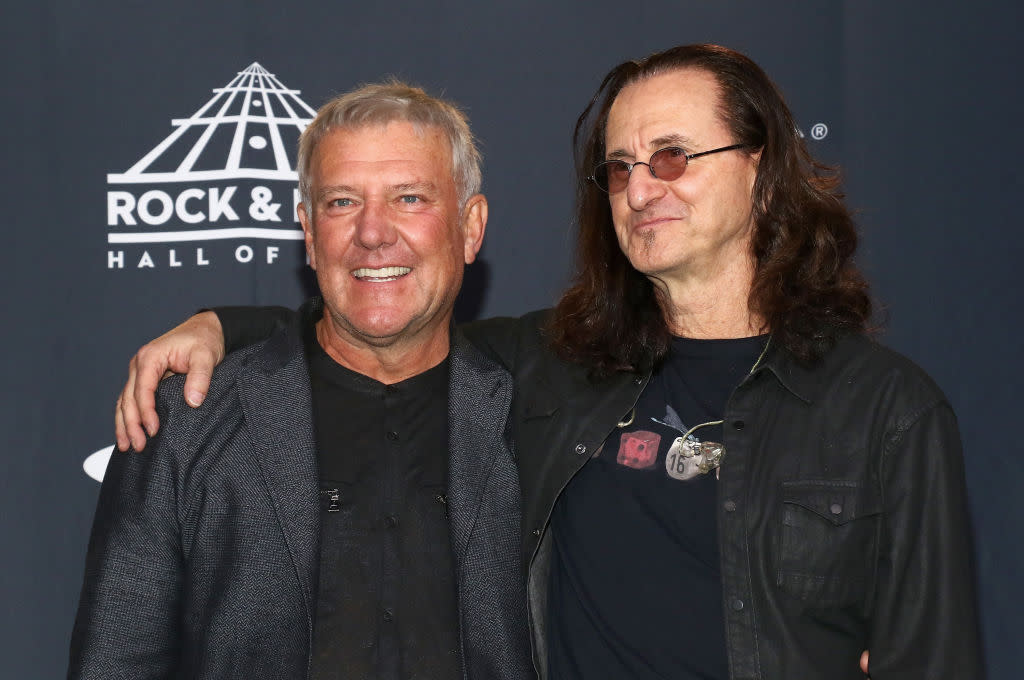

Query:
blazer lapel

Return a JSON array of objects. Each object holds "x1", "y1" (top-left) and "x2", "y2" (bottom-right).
[
  {"x1": 446, "y1": 333, "x2": 514, "y2": 565},
  {"x1": 237, "y1": 326, "x2": 320, "y2": 630}
]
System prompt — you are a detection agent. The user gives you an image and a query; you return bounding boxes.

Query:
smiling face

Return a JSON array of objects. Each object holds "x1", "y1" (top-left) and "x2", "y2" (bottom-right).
[
  {"x1": 298, "y1": 121, "x2": 486, "y2": 365},
  {"x1": 604, "y1": 68, "x2": 759, "y2": 289}
]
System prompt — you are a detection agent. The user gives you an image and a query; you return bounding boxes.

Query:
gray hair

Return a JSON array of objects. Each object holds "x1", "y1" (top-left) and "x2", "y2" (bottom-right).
[{"x1": 297, "y1": 79, "x2": 482, "y2": 211}]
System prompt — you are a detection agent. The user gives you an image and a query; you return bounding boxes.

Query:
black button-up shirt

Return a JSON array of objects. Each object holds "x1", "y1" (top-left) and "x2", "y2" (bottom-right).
[{"x1": 307, "y1": 329, "x2": 460, "y2": 680}]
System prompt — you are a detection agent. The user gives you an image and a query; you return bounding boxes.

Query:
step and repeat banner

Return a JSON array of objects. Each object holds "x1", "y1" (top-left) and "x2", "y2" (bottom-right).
[{"x1": 3, "y1": 1, "x2": 1021, "y2": 677}]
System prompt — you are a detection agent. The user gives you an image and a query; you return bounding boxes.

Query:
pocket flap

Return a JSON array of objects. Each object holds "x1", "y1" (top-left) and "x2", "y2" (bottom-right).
[{"x1": 782, "y1": 480, "x2": 881, "y2": 526}]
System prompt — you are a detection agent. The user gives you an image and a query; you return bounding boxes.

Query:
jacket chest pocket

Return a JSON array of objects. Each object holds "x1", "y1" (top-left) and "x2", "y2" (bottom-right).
[{"x1": 773, "y1": 480, "x2": 881, "y2": 606}]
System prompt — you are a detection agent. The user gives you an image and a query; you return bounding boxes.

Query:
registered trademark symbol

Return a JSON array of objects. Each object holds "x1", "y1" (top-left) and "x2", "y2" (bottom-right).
[{"x1": 810, "y1": 123, "x2": 828, "y2": 140}]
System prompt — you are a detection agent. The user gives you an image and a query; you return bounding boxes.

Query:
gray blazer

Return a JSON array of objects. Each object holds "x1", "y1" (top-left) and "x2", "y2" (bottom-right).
[{"x1": 69, "y1": 313, "x2": 533, "y2": 679}]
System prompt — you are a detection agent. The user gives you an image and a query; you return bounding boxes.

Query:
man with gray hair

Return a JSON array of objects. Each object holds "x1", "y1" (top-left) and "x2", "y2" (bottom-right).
[{"x1": 69, "y1": 82, "x2": 533, "y2": 680}]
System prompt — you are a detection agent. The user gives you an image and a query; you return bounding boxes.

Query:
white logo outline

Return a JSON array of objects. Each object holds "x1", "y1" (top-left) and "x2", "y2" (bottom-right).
[
  {"x1": 106, "y1": 62, "x2": 313, "y2": 245},
  {"x1": 108, "y1": 62, "x2": 314, "y2": 185}
]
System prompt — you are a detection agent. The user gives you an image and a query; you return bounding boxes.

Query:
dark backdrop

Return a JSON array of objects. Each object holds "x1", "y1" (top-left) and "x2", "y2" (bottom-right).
[{"x1": 3, "y1": 1, "x2": 1020, "y2": 677}]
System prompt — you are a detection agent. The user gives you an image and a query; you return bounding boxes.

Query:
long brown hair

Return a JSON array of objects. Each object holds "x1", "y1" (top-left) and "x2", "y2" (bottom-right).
[{"x1": 548, "y1": 44, "x2": 871, "y2": 376}]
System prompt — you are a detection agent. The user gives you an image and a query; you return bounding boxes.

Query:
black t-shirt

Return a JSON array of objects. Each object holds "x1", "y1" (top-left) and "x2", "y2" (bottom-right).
[
  {"x1": 547, "y1": 334, "x2": 768, "y2": 680},
  {"x1": 306, "y1": 324, "x2": 461, "y2": 680}
]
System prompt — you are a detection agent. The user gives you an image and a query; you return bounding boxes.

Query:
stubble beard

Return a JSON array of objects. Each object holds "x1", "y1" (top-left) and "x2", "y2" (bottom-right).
[{"x1": 639, "y1": 229, "x2": 658, "y2": 254}]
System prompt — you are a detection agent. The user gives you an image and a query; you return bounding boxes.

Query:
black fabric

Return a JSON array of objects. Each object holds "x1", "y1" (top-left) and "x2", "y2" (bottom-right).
[
  {"x1": 547, "y1": 335, "x2": 765, "y2": 680},
  {"x1": 463, "y1": 311, "x2": 983, "y2": 680},
  {"x1": 306, "y1": 325, "x2": 461, "y2": 680},
  {"x1": 217, "y1": 304, "x2": 295, "y2": 351}
]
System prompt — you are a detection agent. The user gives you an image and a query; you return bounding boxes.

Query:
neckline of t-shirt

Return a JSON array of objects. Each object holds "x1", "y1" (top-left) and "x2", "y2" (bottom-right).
[
  {"x1": 668, "y1": 334, "x2": 769, "y2": 360},
  {"x1": 306, "y1": 334, "x2": 450, "y2": 395}
]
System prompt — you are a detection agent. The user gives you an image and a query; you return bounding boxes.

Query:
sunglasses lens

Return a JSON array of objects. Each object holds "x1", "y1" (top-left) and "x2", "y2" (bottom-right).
[
  {"x1": 650, "y1": 147, "x2": 688, "y2": 181},
  {"x1": 593, "y1": 147, "x2": 690, "y2": 193},
  {"x1": 595, "y1": 161, "x2": 631, "y2": 193}
]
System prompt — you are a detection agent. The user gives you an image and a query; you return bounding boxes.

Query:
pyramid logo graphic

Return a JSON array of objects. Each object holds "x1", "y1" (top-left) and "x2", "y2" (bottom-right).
[
  {"x1": 106, "y1": 62, "x2": 316, "y2": 268},
  {"x1": 108, "y1": 62, "x2": 315, "y2": 185}
]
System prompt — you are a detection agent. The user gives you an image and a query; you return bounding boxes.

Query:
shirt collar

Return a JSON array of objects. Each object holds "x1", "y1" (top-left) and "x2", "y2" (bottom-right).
[{"x1": 754, "y1": 337, "x2": 822, "y2": 404}]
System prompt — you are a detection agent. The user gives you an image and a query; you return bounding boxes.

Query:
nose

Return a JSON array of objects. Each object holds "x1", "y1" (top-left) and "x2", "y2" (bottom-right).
[
  {"x1": 354, "y1": 198, "x2": 398, "y2": 250},
  {"x1": 624, "y1": 162, "x2": 666, "y2": 211}
]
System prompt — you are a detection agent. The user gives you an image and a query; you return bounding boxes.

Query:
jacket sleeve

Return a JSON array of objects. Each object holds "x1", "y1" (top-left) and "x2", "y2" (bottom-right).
[
  {"x1": 68, "y1": 396, "x2": 185, "y2": 679},
  {"x1": 868, "y1": 400, "x2": 984, "y2": 679},
  {"x1": 459, "y1": 311, "x2": 555, "y2": 372},
  {"x1": 214, "y1": 305, "x2": 297, "y2": 353}
]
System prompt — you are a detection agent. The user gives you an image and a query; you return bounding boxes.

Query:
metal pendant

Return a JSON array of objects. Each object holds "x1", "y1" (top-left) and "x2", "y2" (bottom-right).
[{"x1": 665, "y1": 437, "x2": 726, "y2": 480}]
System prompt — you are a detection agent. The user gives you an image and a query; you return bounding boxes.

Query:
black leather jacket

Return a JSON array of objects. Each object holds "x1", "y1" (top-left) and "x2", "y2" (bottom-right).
[{"x1": 464, "y1": 311, "x2": 983, "y2": 680}]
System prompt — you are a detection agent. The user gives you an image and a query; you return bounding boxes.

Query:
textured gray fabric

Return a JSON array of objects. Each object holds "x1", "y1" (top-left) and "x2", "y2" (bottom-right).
[
  {"x1": 69, "y1": 313, "x2": 534, "y2": 680},
  {"x1": 448, "y1": 329, "x2": 534, "y2": 680}
]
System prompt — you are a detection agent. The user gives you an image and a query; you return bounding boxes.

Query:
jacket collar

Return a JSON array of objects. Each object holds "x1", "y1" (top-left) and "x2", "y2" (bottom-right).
[
  {"x1": 445, "y1": 328, "x2": 514, "y2": 564},
  {"x1": 236, "y1": 315, "x2": 319, "y2": 635},
  {"x1": 754, "y1": 335, "x2": 843, "y2": 405}
]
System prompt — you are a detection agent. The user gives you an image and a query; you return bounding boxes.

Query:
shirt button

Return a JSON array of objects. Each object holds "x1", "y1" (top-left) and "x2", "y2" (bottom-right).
[
  {"x1": 383, "y1": 609, "x2": 394, "y2": 622},
  {"x1": 732, "y1": 420, "x2": 745, "y2": 430},
  {"x1": 386, "y1": 430, "x2": 399, "y2": 441},
  {"x1": 532, "y1": 528, "x2": 541, "y2": 536},
  {"x1": 574, "y1": 443, "x2": 588, "y2": 455},
  {"x1": 724, "y1": 500, "x2": 737, "y2": 512},
  {"x1": 830, "y1": 503, "x2": 843, "y2": 515},
  {"x1": 385, "y1": 515, "x2": 398, "y2": 528},
  {"x1": 730, "y1": 598, "x2": 744, "y2": 612}
]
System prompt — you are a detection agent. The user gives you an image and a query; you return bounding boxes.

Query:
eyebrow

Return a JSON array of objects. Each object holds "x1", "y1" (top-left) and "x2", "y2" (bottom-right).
[
  {"x1": 605, "y1": 133, "x2": 696, "y2": 160},
  {"x1": 316, "y1": 185, "x2": 357, "y2": 198},
  {"x1": 390, "y1": 181, "x2": 438, "y2": 194},
  {"x1": 650, "y1": 133, "x2": 695, "y2": 149},
  {"x1": 315, "y1": 181, "x2": 439, "y2": 198}
]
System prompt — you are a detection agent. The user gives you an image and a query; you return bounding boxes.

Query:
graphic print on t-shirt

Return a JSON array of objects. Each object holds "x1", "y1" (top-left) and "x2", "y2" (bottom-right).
[
  {"x1": 612, "y1": 404, "x2": 716, "y2": 481},
  {"x1": 616, "y1": 430, "x2": 660, "y2": 469}
]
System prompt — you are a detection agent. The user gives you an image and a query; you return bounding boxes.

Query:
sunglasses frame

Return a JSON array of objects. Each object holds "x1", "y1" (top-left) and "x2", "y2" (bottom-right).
[{"x1": 589, "y1": 143, "x2": 750, "y2": 194}]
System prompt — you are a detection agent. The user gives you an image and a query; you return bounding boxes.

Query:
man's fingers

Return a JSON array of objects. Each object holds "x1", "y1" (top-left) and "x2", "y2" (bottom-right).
[
  {"x1": 113, "y1": 310, "x2": 227, "y2": 451},
  {"x1": 114, "y1": 395, "x2": 130, "y2": 452},
  {"x1": 120, "y1": 356, "x2": 150, "y2": 452},
  {"x1": 182, "y1": 351, "x2": 215, "y2": 408},
  {"x1": 131, "y1": 344, "x2": 172, "y2": 438},
  {"x1": 860, "y1": 650, "x2": 869, "y2": 675}
]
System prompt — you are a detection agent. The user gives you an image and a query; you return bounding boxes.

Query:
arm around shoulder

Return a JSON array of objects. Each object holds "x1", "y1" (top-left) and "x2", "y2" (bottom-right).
[
  {"x1": 214, "y1": 305, "x2": 297, "y2": 353},
  {"x1": 459, "y1": 310, "x2": 551, "y2": 372},
  {"x1": 116, "y1": 304, "x2": 299, "y2": 452}
]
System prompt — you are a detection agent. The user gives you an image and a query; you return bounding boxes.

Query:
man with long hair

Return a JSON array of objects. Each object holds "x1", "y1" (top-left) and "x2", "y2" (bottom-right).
[{"x1": 114, "y1": 45, "x2": 981, "y2": 679}]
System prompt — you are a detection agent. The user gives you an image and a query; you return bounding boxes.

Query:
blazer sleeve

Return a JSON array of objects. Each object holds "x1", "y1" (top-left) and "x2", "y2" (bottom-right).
[
  {"x1": 68, "y1": 397, "x2": 185, "y2": 679},
  {"x1": 868, "y1": 400, "x2": 984, "y2": 679}
]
